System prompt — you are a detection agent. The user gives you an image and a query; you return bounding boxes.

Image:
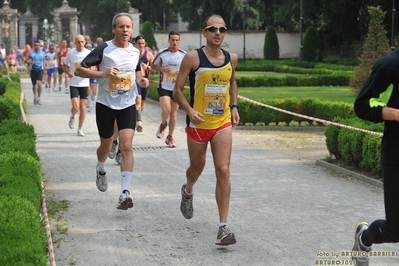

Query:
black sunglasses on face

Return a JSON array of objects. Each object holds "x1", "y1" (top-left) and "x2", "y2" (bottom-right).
[{"x1": 204, "y1": 26, "x2": 227, "y2": 33}]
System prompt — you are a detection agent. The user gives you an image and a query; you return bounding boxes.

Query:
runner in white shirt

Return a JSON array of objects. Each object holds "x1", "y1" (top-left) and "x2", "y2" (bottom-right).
[
  {"x1": 44, "y1": 44, "x2": 58, "y2": 92},
  {"x1": 75, "y1": 13, "x2": 149, "y2": 210},
  {"x1": 151, "y1": 31, "x2": 186, "y2": 148},
  {"x1": 63, "y1": 35, "x2": 91, "y2": 136}
]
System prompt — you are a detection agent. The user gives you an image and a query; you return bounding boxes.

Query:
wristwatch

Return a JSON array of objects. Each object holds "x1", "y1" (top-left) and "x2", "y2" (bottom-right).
[{"x1": 230, "y1": 104, "x2": 239, "y2": 110}]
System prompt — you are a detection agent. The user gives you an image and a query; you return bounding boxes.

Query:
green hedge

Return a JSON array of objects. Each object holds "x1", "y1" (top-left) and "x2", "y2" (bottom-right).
[
  {"x1": 0, "y1": 75, "x2": 48, "y2": 265},
  {"x1": 0, "y1": 79, "x2": 26, "y2": 123},
  {"x1": 325, "y1": 118, "x2": 383, "y2": 175},
  {"x1": 236, "y1": 73, "x2": 351, "y2": 87},
  {"x1": 0, "y1": 195, "x2": 47, "y2": 266},
  {"x1": 238, "y1": 97, "x2": 355, "y2": 125}
]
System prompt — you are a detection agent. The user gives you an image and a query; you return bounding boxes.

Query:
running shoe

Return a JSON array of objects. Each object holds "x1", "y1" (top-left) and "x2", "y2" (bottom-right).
[
  {"x1": 96, "y1": 164, "x2": 108, "y2": 192},
  {"x1": 65, "y1": 88, "x2": 69, "y2": 94},
  {"x1": 216, "y1": 225, "x2": 237, "y2": 246},
  {"x1": 156, "y1": 122, "x2": 167, "y2": 139},
  {"x1": 53, "y1": 87, "x2": 57, "y2": 92},
  {"x1": 87, "y1": 105, "x2": 92, "y2": 112},
  {"x1": 180, "y1": 184, "x2": 193, "y2": 219},
  {"x1": 117, "y1": 190, "x2": 134, "y2": 210},
  {"x1": 33, "y1": 97, "x2": 37, "y2": 105},
  {"x1": 136, "y1": 121, "x2": 143, "y2": 132},
  {"x1": 108, "y1": 142, "x2": 118, "y2": 159},
  {"x1": 77, "y1": 128, "x2": 85, "y2": 136},
  {"x1": 115, "y1": 150, "x2": 122, "y2": 165},
  {"x1": 165, "y1": 135, "x2": 176, "y2": 148},
  {"x1": 352, "y1": 222, "x2": 371, "y2": 266},
  {"x1": 36, "y1": 98, "x2": 42, "y2": 105},
  {"x1": 68, "y1": 116, "x2": 75, "y2": 129}
]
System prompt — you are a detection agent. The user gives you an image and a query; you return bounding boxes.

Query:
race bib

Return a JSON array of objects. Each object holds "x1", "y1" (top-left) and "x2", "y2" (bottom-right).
[
  {"x1": 109, "y1": 69, "x2": 133, "y2": 95},
  {"x1": 165, "y1": 65, "x2": 179, "y2": 83},
  {"x1": 203, "y1": 84, "x2": 227, "y2": 115},
  {"x1": 50, "y1": 62, "x2": 56, "y2": 68},
  {"x1": 60, "y1": 57, "x2": 65, "y2": 65},
  {"x1": 74, "y1": 59, "x2": 81, "y2": 70}
]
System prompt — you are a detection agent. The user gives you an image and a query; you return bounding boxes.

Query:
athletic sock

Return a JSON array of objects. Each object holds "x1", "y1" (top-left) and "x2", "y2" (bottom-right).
[
  {"x1": 97, "y1": 161, "x2": 106, "y2": 173},
  {"x1": 121, "y1": 171, "x2": 132, "y2": 194}
]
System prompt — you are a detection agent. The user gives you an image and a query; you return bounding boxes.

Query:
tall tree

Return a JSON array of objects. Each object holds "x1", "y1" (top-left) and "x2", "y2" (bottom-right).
[{"x1": 350, "y1": 6, "x2": 391, "y2": 93}]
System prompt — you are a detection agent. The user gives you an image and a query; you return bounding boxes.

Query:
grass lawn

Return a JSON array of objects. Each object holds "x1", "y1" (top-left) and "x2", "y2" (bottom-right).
[{"x1": 238, "y1": 86, "x2": 357, "y2": 103}]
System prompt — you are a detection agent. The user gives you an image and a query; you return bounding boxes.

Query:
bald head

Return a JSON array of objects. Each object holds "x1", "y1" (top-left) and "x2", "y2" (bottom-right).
[{"x1": 75, "y1": 35, "x2": 86, "y2": 51}]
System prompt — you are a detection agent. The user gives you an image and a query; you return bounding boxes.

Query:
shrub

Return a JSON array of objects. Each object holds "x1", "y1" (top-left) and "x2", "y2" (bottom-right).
[
  {"x1": 264, "y1": 25, "x2": 279, "y2": 60},
  {"x1": 141, "y1": 21, "x2": 158, "y2": 50},
  {"x1": 0, "y1": 119, "x2": 36, "y2": 140},
  {"x1": 301, "y1": 26, "x2": 322, "y2": 62},
  {"x1": 349, "y1": 6, "x2": 391, "y2": 93},
  {"x1": 0, "y1": 196, "x2": 47, "y2": 266}
]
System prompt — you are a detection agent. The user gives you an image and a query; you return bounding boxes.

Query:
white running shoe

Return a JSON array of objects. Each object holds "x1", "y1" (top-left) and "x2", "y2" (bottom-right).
[
  {"x1": 36, "y1": 98, "x2": 42, "y2": 105},
  {"x1": 108, "y1": 142, "x2": 118, "y2": 159},
  {"x1": 68, "y1": 116, "x2": 75, "y2": 129},
  {"x1": 96, "y1": 165, "x2": 108, "y2": 192},
  {"x1": 65, "y1": 88, "x2": 69, "y2": 94},
  {"x1": 117, "y1": 190, "x2": 133, "y2": 210},
  {"x1": 136, "y1": 121, "x2": 143, "y2": 132},
  {"x1": 77, "y1": 128, "x2": 85, "y2": 136}
]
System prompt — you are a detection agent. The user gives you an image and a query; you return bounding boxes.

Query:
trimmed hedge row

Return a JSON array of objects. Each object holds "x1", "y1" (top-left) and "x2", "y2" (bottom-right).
[
  {"x1": 238, "y1": 97, "x2": 355, "y2": 125},
  {"x1": 236, "y1": 73, "x2": 351, "y2": 87},
  {"x1": 0, "y1": 78, "x2": 48, "y2": 265},
  {"x1": 325, "y1": 117, "x2": 383, "y2": 175},
  {"x1": 236, "y1": 59, "x2": 357, "y2": 72}
]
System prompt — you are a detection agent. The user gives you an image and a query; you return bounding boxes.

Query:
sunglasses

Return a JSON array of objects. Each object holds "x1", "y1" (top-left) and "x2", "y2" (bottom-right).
[{"x1": 204, "y1": 26, "x2": 227, "y2": 33}]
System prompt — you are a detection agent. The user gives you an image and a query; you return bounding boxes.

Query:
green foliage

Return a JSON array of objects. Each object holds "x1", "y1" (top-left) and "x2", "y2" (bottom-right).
[
  {"x1": 350, "y1": 6, "x2": 391, "y2": 94},
  {"x1": 325, "y1": 122, "x2": 342, "y2": 159},
  {"x1": 264, "y1": 25, "x2": 279, "y2": 60},
  {"x1": 0, "y1": 196, "x2": 47, "y2": 266},
  {"x1": 361, "y1": 134, "x2": 382, "y2": 174},
  {"x1": 141, "y1": 21, "x2": 158, "y2": 50},
  {"x1": 0, "y1": 119, "x2": 36, "y2": 140},
  {"x1": 0, "y1": 152, "x2": 42, "y2": 196},
  {"x1": 324, "y1": 117, "x2": 383, "y2": 174},
  {"x1": 235, "y1": 73, "x2": 350, "y2": 87},
  {"x1": 301, "y1": 26, "x2": 322, "y2": 62}
]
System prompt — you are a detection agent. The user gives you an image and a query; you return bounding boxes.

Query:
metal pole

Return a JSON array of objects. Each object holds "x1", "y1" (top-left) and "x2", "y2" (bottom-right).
[
  {"x1": 392, "y1": 0, "x2": 396, "y2": 50},
  {"x1": 243, "y1": 4, "x2": 246, "y2": 62},
  {"x1": 197, "y1": 7, "x2": 203, "y2": 47},
  {"x1": 199, "y1": 17, "x2": 202, "y2": 47},
  {"x1": 300, "y1": 0, "x2": 303, "y2": 67}
]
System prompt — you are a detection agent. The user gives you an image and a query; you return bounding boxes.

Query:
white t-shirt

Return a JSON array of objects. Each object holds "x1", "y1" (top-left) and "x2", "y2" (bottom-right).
[
  {"x1": 44, "y1": 51, "x2": 57, "y2": 69},
  {"x1": 64, "y1": 48, "x2": 91, "y2": 87},
  {"x1": 153, "y1": 47, "x2": 186, "y2": 91},
  {"x1": 80, "y1": 41, "x2": 141, "y2": 110}
]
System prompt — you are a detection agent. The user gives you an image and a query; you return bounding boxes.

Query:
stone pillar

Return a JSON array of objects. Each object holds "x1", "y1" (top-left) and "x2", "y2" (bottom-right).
[
  {"x1": 51, "y1": 0, "x2": 80, "y2": 44},
  {"x1": 69, "y1": 15, "x2": 78, "y2": 40},
  {"x1": 127, "y1": 1, "x2": 141, "y2": 38},
  {"x1": 53, "y1": 13, "x2": 61, "y2": 45}
]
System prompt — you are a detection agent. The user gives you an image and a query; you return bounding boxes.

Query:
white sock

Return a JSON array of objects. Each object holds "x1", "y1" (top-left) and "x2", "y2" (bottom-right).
[
  {"x1": 97, "y1": 161, "x2": 106, "y2": 173},
  {"x1": 121, "y1": 171, "x2": 132, "y2": 193},
  {"x1": 219, "y1": 222, "x2": 227, "y2": 227}
]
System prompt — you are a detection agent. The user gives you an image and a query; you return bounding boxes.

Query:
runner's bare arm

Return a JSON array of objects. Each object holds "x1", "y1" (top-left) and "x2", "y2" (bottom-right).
[
  {"x1": 229, "y1": 53, "x2": 240, "y2": 126},
  {"x1": 173, "y1": 51, "x2": 205, "y2": 125}
]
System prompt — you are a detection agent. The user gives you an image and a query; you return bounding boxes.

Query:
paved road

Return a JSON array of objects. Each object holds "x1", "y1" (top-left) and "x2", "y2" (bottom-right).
[{"x1": 22, "y1": 78, "x2": 397, "y2": 266}]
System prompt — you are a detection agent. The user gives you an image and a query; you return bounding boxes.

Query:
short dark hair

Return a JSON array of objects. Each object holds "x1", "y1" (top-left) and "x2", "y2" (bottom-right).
[
  {"x1": 202, "y1": 14, "x2": 224, "y2": 29},
  {"x1": 168, "y1": 30, "x2": 180, "y2": 39},
  {"x1": 135, "y1": 35, "x2": 145, "y2": 42}
]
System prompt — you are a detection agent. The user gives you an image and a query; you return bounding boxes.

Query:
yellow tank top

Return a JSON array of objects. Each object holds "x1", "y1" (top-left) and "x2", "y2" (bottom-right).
[{"x1": 187, "y1": 48, "x2": 233, "y2": 129}]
